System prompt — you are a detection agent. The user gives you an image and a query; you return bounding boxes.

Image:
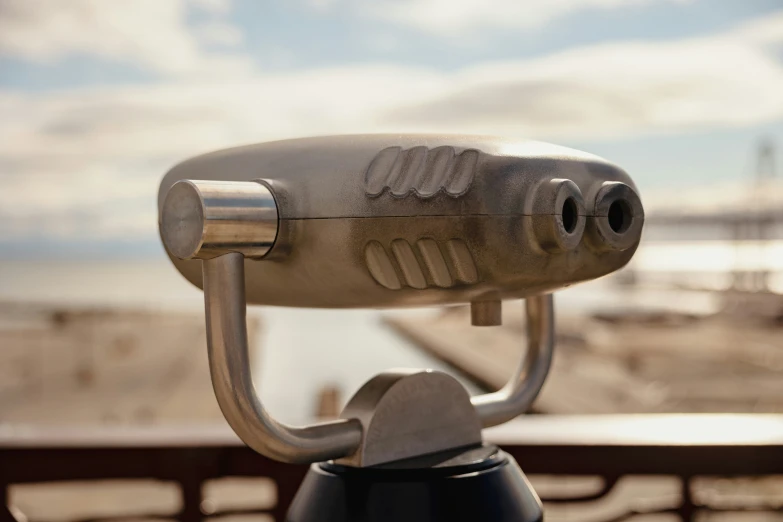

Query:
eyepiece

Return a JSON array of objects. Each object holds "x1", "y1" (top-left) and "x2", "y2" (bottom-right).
[
  {"x1": 530, "y1": 178, "x2": 586, "y2": 253},
  {"x1": 561, "y1": 196, "x2": 579, "y2": 234},
  {"x1": 588, "y1": 182, "x2": 643, "y2": 252}
]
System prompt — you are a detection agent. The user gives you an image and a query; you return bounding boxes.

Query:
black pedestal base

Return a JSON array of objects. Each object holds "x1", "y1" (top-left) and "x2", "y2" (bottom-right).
[{"x1": 287, "y1": 444, "x2": 543, "y2": 522}]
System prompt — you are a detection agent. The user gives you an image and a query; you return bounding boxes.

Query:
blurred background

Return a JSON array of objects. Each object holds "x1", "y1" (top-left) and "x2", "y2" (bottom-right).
[{"x1": 1, "y1": 0, "x2": 783, "y2": 520}]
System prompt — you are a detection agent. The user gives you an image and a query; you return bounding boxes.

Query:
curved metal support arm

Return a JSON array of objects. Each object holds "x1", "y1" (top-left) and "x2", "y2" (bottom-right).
[
  {"x1": 203, "y1": 253, "x2": 363, "y2": 464},
  {"x1": 471, "y1": 294, "x2": 555, "y2": 428}
]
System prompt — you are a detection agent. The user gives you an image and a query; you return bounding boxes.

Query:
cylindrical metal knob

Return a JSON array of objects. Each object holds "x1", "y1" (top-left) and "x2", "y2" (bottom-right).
[{"x1": 160, "y1": 180, "x2": 278, "y2": 260}]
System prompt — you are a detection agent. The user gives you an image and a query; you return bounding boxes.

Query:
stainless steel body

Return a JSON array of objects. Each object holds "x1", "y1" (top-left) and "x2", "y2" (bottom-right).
[
  {"x1": 157, "y1": 134, "x2": 644, "y2": 467},
  {"x1": 159, "y1": 135, "x2": 643, "y2": 309}
]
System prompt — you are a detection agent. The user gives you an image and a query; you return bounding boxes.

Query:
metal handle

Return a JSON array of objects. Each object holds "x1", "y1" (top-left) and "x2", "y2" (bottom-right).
[
  {"x1": 204, "y1": 252, "x2": 363, "y2": 463},
  {"x1": 160, "y1": 177, "x2": 555, "y2": 464},
  {"x1": 204, "y1": 253, "x2": 552, "y2": 462},
  {"x1": 471, "y1": 294, "x2": 554, "y2": 427}
]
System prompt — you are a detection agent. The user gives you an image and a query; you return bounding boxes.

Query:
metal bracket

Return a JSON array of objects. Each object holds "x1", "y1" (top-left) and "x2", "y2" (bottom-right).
[
  {"x1": 201, "y1": 252, "x2": 554, "y2": 465},
  {"x1": 203, "y1": 253, "x2": 363, "y2": 464},
  {"x1": 472, "y1": 295, "x2": 554, "y2": 428},
  {"x1": 160, "y1": 177, "x2": 556, "y2": 466},
  {"x1": 334, "y1": 369, "x2": 483, "y2": 467}
]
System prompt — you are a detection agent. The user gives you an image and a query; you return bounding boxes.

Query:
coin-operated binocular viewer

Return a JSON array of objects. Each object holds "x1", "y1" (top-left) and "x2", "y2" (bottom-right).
[{"x1": 158, "y1": 135, "x2": 644, "y2": 522}]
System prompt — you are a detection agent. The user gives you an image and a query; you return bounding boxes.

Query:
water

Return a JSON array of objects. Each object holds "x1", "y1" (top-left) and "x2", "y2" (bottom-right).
[
  {"x1": 634, "y1": 240, "x2": 783, "y2": 292},
  {"x1": 0, "y1": 240, "x2": 763, "y2": 423},
  {"x1": 0, "y1": 259, "x2": 473, "y2": 423}
]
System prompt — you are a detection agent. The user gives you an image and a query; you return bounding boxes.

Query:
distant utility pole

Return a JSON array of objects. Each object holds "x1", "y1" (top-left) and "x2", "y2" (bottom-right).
[
  {"x1": 756, "y1": 139, "x2": 776, "y2": 185},
  {"x1": 733, "y1": 139, "x2": 777, "y2": 292}
]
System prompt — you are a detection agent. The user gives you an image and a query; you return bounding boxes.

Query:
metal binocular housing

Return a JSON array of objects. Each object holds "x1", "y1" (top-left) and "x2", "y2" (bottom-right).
[{"x1": 158, "y1": 134, "x2": 643, "y2": 488}]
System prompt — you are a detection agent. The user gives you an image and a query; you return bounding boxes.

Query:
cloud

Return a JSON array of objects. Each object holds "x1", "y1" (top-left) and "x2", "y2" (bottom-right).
[
  {"x1": 0, "y1": 0, "x2": 251, "y2": 77},
  {"x1": 731, "y1": 8, "x2": 783, "y2": 50},
  {"x1": 320, "y1": 0, "x2": 691, "y2": 35},
  {"x1": 1, "y1": 11, "x2": 782, "y2": 244},
  {"x1": 386, "y1": 32, "x2": 783, "y2": 137},
  {"x1": 190, "y1": 0, "x2": 233, "y2": 15},
  {"x1": 193, "y1": 21, "x2": 244, "y2": 47}
]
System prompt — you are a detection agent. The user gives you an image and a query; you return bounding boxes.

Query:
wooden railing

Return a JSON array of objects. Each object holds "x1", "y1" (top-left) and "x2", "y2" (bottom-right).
[{"x1": 2, "y1": 414, "x2": 783, "y2": 521}]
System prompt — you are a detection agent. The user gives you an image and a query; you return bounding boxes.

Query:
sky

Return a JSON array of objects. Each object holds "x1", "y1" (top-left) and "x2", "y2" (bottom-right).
[{"x1": 0, "y1": 0, "x2": 782, "y2": 259}]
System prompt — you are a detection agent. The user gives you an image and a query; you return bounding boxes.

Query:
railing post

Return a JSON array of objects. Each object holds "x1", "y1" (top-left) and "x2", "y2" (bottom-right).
[
  {"x1": 1, "y1": 482, "x2": 13, "y2": 522},
  {"x1": 271, "y1": 466, "x2": 309, "y2": 522},
  {"x1": 678, "y1": 476, "x2": 696, "y2": 522},
  {"x1": 179, "y1": 475, "x2": 203, "y2": 522}
]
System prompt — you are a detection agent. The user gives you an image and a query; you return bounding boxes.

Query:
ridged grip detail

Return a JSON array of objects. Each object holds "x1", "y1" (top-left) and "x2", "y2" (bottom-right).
[
  {"x1": 364, "y1": 239, "x2": 479, "y2": 290},
  {"x1": 365, "y1": 146, "x2": 480, "y2": 198}
]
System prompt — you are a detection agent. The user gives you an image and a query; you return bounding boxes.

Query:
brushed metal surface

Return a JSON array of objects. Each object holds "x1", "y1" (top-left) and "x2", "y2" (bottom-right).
[
  {"x1": 446, "y1": 239, "x2": 479, "y2": 284},
  {"x1": 472, "y1": 295, "x2": 554, "y2": 428},
  {"x1": 160, "y1": 180, "x2": 278, "y2": 260},
  {"x1": 390, "y1": 239, "x2": 427, "y2": 289},
  {"x1": 365, "y1": 238, "x2": 481, "y2": 290},
  {"x1": 471, "y1": 300, "x2": 502, "y2": 327},
  {"x1": 159, "y1": 134, "x2": 644, "y2": 308},
  {"x1": 365, "y1": 146, "x2": 479, "y2": 198},
  {"x1": 335, "y1": 369, "x2": 483, "y2": 467}
]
